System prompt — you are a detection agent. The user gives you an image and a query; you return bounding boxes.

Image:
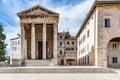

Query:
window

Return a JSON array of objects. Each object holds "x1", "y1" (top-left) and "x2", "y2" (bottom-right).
[
  {"x1": 103, "y1": 19, "x2": 110, "y2": 28},
  {"x1": 87, "y1": 44, "x2": 89, "y2": 51},
  {"x1": 112, "y1": 43, "x2": 117, "y2": 50},
  {"x1": 14, "y1": 47, "x2": 16, "y2": 51},
  {"x1": 12, "y1": 41, "x2": 14, "y2": 45},
  {"x1": 71, "y1": 48, "x2": 74, "y2": 51},
  {"x1": 60, "y1": 36, "x2": 62, "y2": 39},
  {"x1": 79, "y1": 41, "x2": 80, "y2": 46},
  {"x1": 60, "y1": 42, "x2": 62, "y2": 46},
  {"x1": 18, "y1": 41, "x2": 20, "y2": 44},
  {"x1": 85, "y1": 57, "x2": 86, "y2": 63},
  {"x1": 112, "y1": 57, "x2": 117, "y2": 63},
  {"x1": 87, "y1": 30, "x2": 89, "y2": 37},
  {"x1": 84, "y1": 34, "x2": 86, "y2": 41},
  {"x1": 60, "y1": 50, "x2": 62, "y2": 55},
  {"x1": 83, "y1": 35, "x2": 86, "y2": 42},
  {"x1": 72, "y1": 42, "x2": 74, "y2": 45},
  {"x1": 87, "y1": 56, "x2": 89, "y2": 64},
  {"x1": 66, "y1": 48, "x2": 70, "y2": 51},
  {"x1": 80, "y1": 39, "x2": 82, "y2": 45},
  {"x1": 15, "y1": 41, "x2": 17, "y2": 45},
  {"x1": 82, "y1": 37, "x2": 84, "y2": 42},
  {"x1": 67, "y1": 42, "x2": 69, "y2": 45}
]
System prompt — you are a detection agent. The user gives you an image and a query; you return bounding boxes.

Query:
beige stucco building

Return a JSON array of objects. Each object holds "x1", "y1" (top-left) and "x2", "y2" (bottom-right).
[
  {"x1": 17, "y1": 5, "x2": 59, "y2": 66},
  {"x1": 77, "y1": 0, "x2": 120, "y2": 67},
  {"x1": 57, "y1": 31, "x2": 77, "y2": 65}
]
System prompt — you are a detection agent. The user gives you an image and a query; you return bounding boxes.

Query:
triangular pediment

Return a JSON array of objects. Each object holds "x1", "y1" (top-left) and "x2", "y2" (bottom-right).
[{"x1": 17, "y1": 5, "x2": 59, "y2": 17}]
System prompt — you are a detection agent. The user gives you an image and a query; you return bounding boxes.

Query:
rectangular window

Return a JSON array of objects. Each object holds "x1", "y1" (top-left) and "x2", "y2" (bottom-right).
[
  {"x1": 87, "y1": 30, "x2": 89, "y2": 38},
  {"x1": 104, "y1": 19, "x2": 110, "y2": 28},
  {"x1": 112, "y1": 43, "x2": 117, "y2": 50},
  {"x1": 72, "y1": 42, "x2": 74, "y2": 45},
  {"x1": 79, "y1": 41, "x2": 80, "y2": 46},
  {"x1": 112, "y1": 57, "x2": 117, "y2": 63},
  {"x1": 87, "y1": 44, "x2": 89, "y2": 51},
  {"x1": 87, "y1": 56, "x2": 89, "y2": 64},
  {"x1": 60, "y1": 50, "x2": 62, "y2": 55},
  {"x1": 71, "y1": 48, "x2": 74, "y2": 51},
  {"x1": 81, "y1": 39, "x2": 82, "y2": 44}
]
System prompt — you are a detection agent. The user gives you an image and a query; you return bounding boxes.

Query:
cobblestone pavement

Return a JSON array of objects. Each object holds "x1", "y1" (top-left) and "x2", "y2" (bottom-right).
[{"x1": 0, "y1": 73, "x2": 120, "y2": 80}]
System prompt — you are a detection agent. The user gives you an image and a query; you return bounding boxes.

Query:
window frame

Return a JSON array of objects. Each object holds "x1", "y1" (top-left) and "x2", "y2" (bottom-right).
[
  {"x1": 103, "y1": 18, "x2": 110, "y2": 28},
  {"x1": 112, "y1": 57, "x2": 117, "y2": 63}
]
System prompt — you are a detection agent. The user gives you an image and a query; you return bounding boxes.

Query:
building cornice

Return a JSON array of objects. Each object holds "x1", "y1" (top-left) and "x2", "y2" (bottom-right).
[{"x1": 10, "y1": 37, "x2": 20, "y2": 40}]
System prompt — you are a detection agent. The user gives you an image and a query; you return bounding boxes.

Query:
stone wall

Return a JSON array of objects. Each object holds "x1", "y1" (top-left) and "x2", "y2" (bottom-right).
[{"x1": 97, "y1": 3, "x2": 120, "y2": 66}]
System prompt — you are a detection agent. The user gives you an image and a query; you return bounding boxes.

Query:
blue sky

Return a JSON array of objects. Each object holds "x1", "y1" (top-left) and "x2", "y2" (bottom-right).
[{"x1": 0, "y1": 0, "x2": 95, "y2": 55}]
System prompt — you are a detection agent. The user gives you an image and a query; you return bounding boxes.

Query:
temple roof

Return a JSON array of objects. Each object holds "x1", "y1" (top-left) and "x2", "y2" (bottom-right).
[{"x1": 17, "y1": 5, "x2": 59, "y2": 18}]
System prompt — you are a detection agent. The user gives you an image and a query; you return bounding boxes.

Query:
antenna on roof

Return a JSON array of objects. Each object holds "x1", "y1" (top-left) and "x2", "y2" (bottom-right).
[{"x1": 17, "y1": 33, "x2": 20, "y2": 37}]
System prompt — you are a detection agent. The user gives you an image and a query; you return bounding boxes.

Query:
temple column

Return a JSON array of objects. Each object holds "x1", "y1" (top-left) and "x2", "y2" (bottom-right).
[
  {"x1": 24, "y1": 39, "x2": 27, "y2": 59},
  {"x1": 31, "y1": 23, "x2": 35, "y2": 59},
  {"x1": 53, "y1": 23, "x2": 58, "y2": 58},
  {"x1": 42, "y1": 22, "x2": 46, "y2": 59},
  {"x1": 21, "y1": 23, "x2": 25, "y2": 59}
]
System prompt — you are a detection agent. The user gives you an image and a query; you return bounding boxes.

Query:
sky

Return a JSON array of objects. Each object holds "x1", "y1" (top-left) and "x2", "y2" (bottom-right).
[{"x1": 0, "y1": 0, "x2": 95, "y2": 55}]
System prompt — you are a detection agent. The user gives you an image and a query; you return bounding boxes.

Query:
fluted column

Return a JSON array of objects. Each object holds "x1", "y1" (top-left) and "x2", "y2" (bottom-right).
[
  {"x1": 24, "y1": 39, "x2": 27, "y2": 59},
  {"x1": 31, "y1": 23, "x2": 35, "y2": 59},
  {"x1": 21, "y1": 23, "x2": 25, "y2": 59},
  {"x1": 53, "y1": 23, "x2": 58, "y2": 58},
  {"x1": 42, "y1": 22, "x2": 46, "y2": 59}
]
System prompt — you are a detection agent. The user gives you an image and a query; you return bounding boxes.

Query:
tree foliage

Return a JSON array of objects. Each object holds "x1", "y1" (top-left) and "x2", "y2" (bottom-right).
[{"x1": 0, "y1": 24, "x2": 7, "y2": 61}]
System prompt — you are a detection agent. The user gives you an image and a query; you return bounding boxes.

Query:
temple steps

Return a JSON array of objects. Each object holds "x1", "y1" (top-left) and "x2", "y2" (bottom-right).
[{"x1": 25, "y1": 60, "x2": 51, "y2": 66}]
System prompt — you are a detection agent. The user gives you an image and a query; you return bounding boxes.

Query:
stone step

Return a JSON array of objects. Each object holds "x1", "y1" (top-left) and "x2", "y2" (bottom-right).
[
  {"x1": 25, "y1": 60, "x2": 51, "y2": 66},
  {"x1": 109, "y1": 64, "x2": 120, "y2": 68},
  {"x1": 0, "y1": 67, "x2": 115, "y2": 73}
]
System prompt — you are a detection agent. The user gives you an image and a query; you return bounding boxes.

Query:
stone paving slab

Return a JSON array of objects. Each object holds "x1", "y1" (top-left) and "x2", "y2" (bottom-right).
[
  {"x1": 0, "y1": 66, "x2": 115, "y2": 73},
  {"x1": 0, "y1": 74, "x2": 120, "y2": 80}
]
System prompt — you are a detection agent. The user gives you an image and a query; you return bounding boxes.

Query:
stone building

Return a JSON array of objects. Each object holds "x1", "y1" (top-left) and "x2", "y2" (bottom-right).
[
  {"x1": 57, "y1": 31, "x2": 70, "y2": 65},
  {"x1": 10, "y1": 37, "x2": 21, "y2": 66},
  {"x1": 17, "y1": 5, "x2": 59, "y2": 66},
  {"x1": 64, "y1": 36, "x2": 77, "y2": 65},
  {"x1": 57, "y1": 31, "x2": 77, "y2": 65},
  {"x1": 76, "y1": 0, "x2": 120, "y2": 67}
]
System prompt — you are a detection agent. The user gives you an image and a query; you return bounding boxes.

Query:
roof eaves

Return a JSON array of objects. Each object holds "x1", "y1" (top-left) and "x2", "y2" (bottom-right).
[{"x1": 76, "y1": 1, "x2": 97, "y2": 37}]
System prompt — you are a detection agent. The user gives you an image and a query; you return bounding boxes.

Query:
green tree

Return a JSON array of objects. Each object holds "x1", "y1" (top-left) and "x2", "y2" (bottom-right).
[{"x1": 0, "y1": 24, "x2": 7, "y2": 61}]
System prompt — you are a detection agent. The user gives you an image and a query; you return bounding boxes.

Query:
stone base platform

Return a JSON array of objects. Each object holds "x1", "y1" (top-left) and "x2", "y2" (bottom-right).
[{"x1": 0, "y1": 66, "x2": 115, "y2": 73}]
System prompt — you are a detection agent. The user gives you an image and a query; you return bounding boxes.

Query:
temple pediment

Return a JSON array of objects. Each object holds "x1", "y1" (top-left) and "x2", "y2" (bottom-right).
[{"x1": 17, "y1": 5, "x2": 59, "y2": 18}]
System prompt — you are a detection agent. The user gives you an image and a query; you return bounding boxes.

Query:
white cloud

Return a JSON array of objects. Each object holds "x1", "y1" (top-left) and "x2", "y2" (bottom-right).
[
  {"x1": 52, "y1": 0, "x2": 95, "y2": 35},
  {"x1": 4, "y1": 25, "x2": 20, "y2": 49}
]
